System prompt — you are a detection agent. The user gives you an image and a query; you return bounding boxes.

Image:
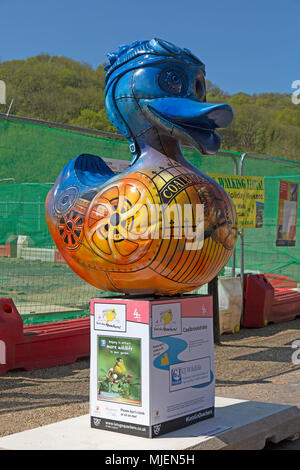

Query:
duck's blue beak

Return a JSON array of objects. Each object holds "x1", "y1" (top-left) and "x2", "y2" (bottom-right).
[{"x1": 143, "y1": 98, "x2": 233, "y2": 155}]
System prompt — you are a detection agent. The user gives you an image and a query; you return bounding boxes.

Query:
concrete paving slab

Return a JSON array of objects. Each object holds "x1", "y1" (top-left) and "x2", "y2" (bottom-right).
[{"x1": 0, "y1": 397, "x2": 299, "y2": 450}]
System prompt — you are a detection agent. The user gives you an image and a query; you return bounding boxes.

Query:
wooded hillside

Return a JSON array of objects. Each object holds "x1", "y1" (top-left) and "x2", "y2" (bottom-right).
[{"x1": 1, "y1": 54, "x2": 299, "y2": 161}]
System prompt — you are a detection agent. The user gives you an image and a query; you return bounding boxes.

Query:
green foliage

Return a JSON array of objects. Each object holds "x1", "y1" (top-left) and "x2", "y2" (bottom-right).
[
  {"x1": 1, "y1": 55, "x2": 300, "y2": 161},
  {"x1": 98, "y1": 369, "x2": 139, "y2": 399},
  {"x1": 0, "y1": 55, "x2": 109, "y2": 127},
  {"x1": 70, "y1": 108, "x2": 116, "y2": 132},
  {"x1": 207, "y1": 87, "x2": 300, "y2": 161}
]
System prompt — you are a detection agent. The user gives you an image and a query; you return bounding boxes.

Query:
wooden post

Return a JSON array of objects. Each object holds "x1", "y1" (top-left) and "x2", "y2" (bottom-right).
[{"x1": 208, "y1": 276, "x2": 221, "y2": 345}]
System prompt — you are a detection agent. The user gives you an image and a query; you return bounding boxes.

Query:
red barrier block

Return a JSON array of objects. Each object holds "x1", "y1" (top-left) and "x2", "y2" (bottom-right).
[
  {"x1": 243, "y1": 274, "x2": 274, "y2": 327},
  {"x1": 0, "y1": 243, "x2": 10, "y2": 257},
  {"x1": 264, "y1": 273, "x2": 298, "y2": 289},
  {"x1": 244, "y1": 274, "x2": 300, "y2": 328},
  {"x1": 0, "y1": 299, "x2": 24, "y2": 374},
  {"x1": 0, "y1": 298, "x2": 90, "y2": 375},
  {"x1": 270, "y1": 289, "x2": 300, "y2": 324},
  {"x1": 54, "y1": 250, "x2": 66, "y2": 263}
]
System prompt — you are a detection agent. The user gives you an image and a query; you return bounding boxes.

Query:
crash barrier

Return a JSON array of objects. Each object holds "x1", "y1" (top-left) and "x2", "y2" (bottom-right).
[
  {"x1": 243, "y1": 274, "x2": 300, "y2": 327},
  {"x1": 0, "y1": 298, "x2": 90, "y2": 375}
]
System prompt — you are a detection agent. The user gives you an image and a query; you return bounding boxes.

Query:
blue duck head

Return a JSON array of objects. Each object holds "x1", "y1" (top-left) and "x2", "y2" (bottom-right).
[{"x1": 105, "y1": 38, "x2": 233, "y2": 161}]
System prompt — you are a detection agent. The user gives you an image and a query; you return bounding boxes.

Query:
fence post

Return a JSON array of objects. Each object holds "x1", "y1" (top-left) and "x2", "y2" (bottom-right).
[
  {"x1": 208, "y1": 276, "x2": 221, "y2": 345},
  {"x1": 231, "y1": 155, "x2": 238, "y2": 277},
  {"x1": 0, "y1": 81, "x2": 5, "y2": 105}
]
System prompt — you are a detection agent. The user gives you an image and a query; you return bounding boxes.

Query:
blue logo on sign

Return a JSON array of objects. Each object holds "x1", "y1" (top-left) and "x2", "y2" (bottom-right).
[
  {"x1": 100, "y1": 339, "x2": 106, "y2": 347},
  {"x1": 171, "y1": 368, "x2": 182, "y2": 385}
]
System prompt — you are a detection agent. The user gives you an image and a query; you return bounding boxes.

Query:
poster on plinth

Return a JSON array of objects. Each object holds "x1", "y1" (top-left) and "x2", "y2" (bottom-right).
[
  {"x1": 97, "y1": 335, "x2": 142, "y2": 406},
  {"x1": 209, "y1": 174, "x2": 265, "y2": 229},
  {"x1": 276, "y1": 180, "x2": 299, "y2": 247}
]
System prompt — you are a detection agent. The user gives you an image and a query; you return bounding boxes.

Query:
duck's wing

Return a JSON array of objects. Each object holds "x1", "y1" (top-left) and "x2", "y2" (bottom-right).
[
  {"x1": 73, "y1": 154, "x2": 115, "y2": 188},
  {"x1": 46, "y1": 154, "x2": 116, "y2": 222},
  {"x1": 51, "y1": 153, "x2": 115, "y2": 196}
]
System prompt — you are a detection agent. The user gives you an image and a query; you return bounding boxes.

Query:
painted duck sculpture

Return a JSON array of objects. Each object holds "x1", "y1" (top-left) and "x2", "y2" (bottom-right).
[{"x1": 45, "y1": 39, "x2": 237, "y2": 296}]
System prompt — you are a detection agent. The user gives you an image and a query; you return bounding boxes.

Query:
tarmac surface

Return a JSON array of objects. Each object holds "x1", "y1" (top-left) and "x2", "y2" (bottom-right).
[{"x1": 0, "y1": 317, "x2": 300, "y2": 449}]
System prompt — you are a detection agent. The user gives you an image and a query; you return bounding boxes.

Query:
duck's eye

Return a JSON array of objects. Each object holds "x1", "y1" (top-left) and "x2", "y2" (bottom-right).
[{"x1": 158, "y1": 68, "x2": 188, "y2": 95}]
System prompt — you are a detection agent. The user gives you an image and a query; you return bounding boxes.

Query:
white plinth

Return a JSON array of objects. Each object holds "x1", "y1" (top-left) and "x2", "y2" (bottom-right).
[{"x1": 1, "y1": 397, "x2": 299, "y2": 450}]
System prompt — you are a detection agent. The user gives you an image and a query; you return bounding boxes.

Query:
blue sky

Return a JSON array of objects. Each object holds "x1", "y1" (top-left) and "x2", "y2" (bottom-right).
[{"x1": 1, "y1": 0, "x2": 299, "y2": 94}]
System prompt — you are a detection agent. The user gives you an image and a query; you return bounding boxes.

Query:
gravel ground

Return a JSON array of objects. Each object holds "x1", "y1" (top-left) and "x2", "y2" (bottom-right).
[{"x1": 1, "y1": 318, "x2": 300, "y2": 439}]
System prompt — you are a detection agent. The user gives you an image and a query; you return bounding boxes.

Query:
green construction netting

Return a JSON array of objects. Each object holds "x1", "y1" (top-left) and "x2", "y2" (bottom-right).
[
  {"x1": 0, "y1": 116, "x2": 299, "y2": 325},
  {"x1": 0, "y1": 183, "x2": 52, "y2": 247},
  {"x1": 0, "y1": 118, "x2": 131, "y2": 183}
]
